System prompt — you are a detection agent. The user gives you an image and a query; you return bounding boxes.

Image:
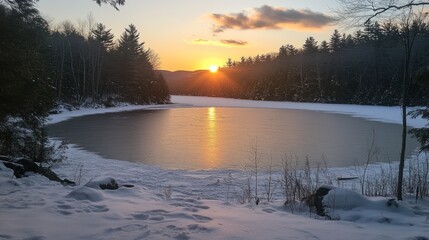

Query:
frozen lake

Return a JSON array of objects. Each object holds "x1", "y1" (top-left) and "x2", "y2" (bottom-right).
[{"x1": 47, "y1": 107, "x2": 419, "y2": 170}]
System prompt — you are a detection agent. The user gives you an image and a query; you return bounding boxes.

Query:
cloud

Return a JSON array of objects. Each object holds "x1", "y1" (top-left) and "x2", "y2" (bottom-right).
[
  {"x1": 191, "y1": 38, "x2": 248, "y2": 47},
  {"x1": 210, "y1": 5, "x2": 334, "y2": 33},
  {"x1": 220, "y1": 39, "x2": 248, "y2": 46}
]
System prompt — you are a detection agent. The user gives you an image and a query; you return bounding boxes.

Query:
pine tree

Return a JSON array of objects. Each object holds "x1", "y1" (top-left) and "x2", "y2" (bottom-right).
[
  {"x1": 91, "y1": 23, "x2": 114, "y2": 98},
  {"x1": 330, "y1": 29, "x2": 342, "y2": 52},
  {"x1": 319, "y1": 40, "x2": 330, "y2": 53},
  {"x1": 116, "y1": 24, "x2": 144, "y2": 102},
  {"x1": 92, "y1": 23, "x2": 114, "y2": 49},
  {"x1": 115, "y1": 24, "x2": 169, "y2": 104},
  {"x1": 303, "y1": 37, "x2": 318, "y2": 54},
  {"x1": 0, "y1": 0, "x2": 55, "y2": 161}
]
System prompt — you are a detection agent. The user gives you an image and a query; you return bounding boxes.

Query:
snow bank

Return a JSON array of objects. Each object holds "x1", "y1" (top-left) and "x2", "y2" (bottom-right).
[
  {"x1": 322, "y1": 187, "x2": 428, "y2": 227},
  {"x1": 67, "y1": 186, "x2": 105, "y2": 202},
  {"x1": 323, "y1": 187, "x2": 370, "y2": 210},
  {"x1": 1, "y1": 146, "x2": 428, "y2": 239}
]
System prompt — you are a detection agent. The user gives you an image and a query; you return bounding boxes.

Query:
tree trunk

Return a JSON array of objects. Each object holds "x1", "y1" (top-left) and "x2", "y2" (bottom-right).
[
  {"x1": 397, "y1": 50, "x2": 410, "y2": 200},
  {"x1": 67, "y1": 40, "x2": 80, "y2": 101},
  {"x1": 397, "y1": 22, "x2": 418, "y2": 200},
  {"x1": 397, "y1": 75, "x2": 408, "y2": 200},
  {"x1": 58, "y1": 39, "x2": 65, "y2": 99}
]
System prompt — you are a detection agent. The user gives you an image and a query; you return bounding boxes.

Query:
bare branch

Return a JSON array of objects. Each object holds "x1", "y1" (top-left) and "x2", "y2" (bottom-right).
[
  {"x1": 335, "y1": 0, "x2": 429, "y2": 26},
  {"x1": 93, "y1": 0, "x2": 125, "y2": 10}
]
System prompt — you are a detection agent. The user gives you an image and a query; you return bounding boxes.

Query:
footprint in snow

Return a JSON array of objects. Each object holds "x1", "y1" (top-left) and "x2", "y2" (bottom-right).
[
  {"x1": 0, "y1": 234, "x2": 12, "y2": 239},
  {"x1": 104, "y1": 224, "x2": 148, "y2": 233},
  {"x1": 262, "y1": 208, "x2": 276, "y2": 213},
  {"x1": 131, "y1": 213, "x2": 149, "y2": 220},
  {"x1": 192, "y1": 214, "x2": 213, "y2": 223},
  {"x1": 22, "y1": 236, "x2": 46, "y2": 240},
  {"x1": 183, "y1": 207, "x2": 199, "y2": 212},
  {"x1": 187, "y1": 224, "x2": 212, "y2": 232}
]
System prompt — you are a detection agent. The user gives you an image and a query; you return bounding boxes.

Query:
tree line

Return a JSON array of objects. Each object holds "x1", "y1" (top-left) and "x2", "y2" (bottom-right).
[
  {"x1": 0, "y1": 0, "x2": 169, "y2": 161},
  {"x1": 50, "y1": 20, "x2": 169, "y2": 105},
  {"x1": 172, "y1": 21, "x2": 429, "y2": 106}
]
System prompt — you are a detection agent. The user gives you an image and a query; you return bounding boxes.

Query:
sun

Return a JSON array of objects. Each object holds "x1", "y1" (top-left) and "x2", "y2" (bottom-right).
[{"x1": 209, "y1": 65, "x2": 219, "y2": 73}]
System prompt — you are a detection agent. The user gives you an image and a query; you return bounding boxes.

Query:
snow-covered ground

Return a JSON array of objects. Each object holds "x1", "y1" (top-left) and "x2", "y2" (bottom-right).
[{"x1": 1, "y1": 96, "x2": 428, "y2": 240}]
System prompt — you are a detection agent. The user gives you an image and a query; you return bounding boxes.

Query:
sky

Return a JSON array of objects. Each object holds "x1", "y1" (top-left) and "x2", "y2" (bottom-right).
[{"x1": 37, "y1": 0, "x2": 339, "y2": 71}]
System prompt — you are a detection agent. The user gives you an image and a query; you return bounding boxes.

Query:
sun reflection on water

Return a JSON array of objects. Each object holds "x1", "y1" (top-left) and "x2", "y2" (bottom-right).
[{"x1": 205, "y1": 107, "x2": 218, "y2": 168}]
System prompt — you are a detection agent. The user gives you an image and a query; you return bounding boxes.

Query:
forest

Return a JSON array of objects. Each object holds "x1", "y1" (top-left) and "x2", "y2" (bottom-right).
[
  {"x1": 0, "y1": 0, "x2": 169, "y2": 160},
  {"x1": 169, "y1": 22, "x2": 429, "y2": 106}
]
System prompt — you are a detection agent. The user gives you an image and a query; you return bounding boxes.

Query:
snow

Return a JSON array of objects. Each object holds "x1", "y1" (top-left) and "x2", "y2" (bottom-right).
[
  {"x1": 66, "y1": 186, "x2": 105, "y2": 202},
  {"x1": 323, "y1": 187, "x2": 428, "y2": 227},
  {"x1": 47, "y1": 103, "x2": 185, "y2": 125},
  {"x1": 1, "y1": 96, "x2": 428, "y2": 240},
  {"x1": 171, "y1": 95, "x2": 427, "y2": 128}
]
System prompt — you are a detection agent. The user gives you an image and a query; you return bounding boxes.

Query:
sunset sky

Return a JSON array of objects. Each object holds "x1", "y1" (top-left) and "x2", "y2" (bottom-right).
[{"x1": 37, "y1": 0, "x2": 339, "y2": 71}]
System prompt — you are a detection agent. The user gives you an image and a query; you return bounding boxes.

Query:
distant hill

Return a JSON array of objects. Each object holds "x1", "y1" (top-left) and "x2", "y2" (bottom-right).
[
  {"x1": 156, "y1": 70, "x2": 205, "y2": 82},
  {"x1": 157, "y1": 69, "x2": 226, "y2": 96}
]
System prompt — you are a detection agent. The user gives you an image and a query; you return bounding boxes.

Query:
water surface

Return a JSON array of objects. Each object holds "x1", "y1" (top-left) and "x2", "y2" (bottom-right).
[{"x1": 48, "y1": 107, "x2": 419, "y2": 169}]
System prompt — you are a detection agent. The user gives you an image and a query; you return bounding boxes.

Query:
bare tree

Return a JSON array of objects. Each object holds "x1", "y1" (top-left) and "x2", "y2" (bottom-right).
[
  {"x1": 249, "y1": 142, "x2": 261, "y2": 204},
  {"x1": 361, "y1": 129, "x2": 380, "y2": 195},
  {"x1": 336, "y1": 0, "x2": 429, "y2": 26},
  {"x1": 336, "y1": 0, "x2": 429, "y2": 200}
]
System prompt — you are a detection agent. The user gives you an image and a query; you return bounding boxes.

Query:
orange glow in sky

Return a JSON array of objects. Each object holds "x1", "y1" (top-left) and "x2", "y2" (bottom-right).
[{"x1": 37, "y1": 0, "x2": 338, "y2": 71}]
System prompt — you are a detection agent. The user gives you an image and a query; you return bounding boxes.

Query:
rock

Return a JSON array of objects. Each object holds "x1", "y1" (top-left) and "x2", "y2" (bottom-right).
[
  {"x1": 61, "y1": 178, "x2": 76, "y2": 186},
  {"x1": 85, "y1": 177, "x2": 119, "y2": 190},
  {"x1": 386, "y1": 198, "x2": 399, "y2": 208},
  {"x1": 2, "y1": 161, "x2": 26, "y2": 178},
  {"x1": 100, "y1": 179, "x2": 119, "y2": 190},
  {"x1": 304, "y1": 185, "x2": 334, "y2": 217}
]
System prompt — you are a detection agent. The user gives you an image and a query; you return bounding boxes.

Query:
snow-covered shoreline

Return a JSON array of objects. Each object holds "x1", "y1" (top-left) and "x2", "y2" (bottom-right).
[
  {"x1": 1, "y1": 96, "x2": 428, "y2": 240},
  {"x1": 171, "y1": 95, "x2": 426, "y2": 128},
  {"x1": 46, "y1": 102, "x2": 187, "y2": 125},
  {"x1": 47, "y1": 95, "x2": 426, "y2": 127}
]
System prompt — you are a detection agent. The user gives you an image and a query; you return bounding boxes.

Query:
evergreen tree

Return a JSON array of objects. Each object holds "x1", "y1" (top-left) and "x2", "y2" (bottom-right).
[
  {"x1": 116, "y1": 24, "x2": 145, "y2": 102},
  {"x1": 0, "y1": 0, "x2": 55, "y2": 162},
  {"x1": 92, "y1": 23, "x2": 114, "y2": 49},
  {"x1": 342, "y1": 34, "x2": 355, "y2": 48},
  {"x1": 409, "y1": 66, "x2": 429, "y2": 151},
  {"x1": 330, "y1": 29, "x2": 342, "y2": 52},
  {"x1": 364, "y1": 21, "x2": 382, "y2": 42},
  {"x1": 319, "y1": 41, "x2": 330, "y2": 53},
  {"x1": 91, "y1": 23, "x2": 114, "y2": 98},
  {"x1": 115, "y1": 24, "x2": 169, "y2": 103},
  {"x1": 303, "y1": 37, "x2": 318, "y2": 54}
]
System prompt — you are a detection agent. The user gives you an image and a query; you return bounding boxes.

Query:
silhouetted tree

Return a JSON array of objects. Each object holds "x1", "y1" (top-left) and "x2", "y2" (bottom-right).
[
  {"x1": 114, "y1": 24, "x2": 169, "y2": 103},
  {"x1": 0, "y1": 0, "x2": 55, "y2": 162}
]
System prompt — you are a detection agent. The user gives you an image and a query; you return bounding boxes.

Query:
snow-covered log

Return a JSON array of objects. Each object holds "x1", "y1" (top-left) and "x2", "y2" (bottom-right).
[{"x1": 0, "y1": 156, "x2": 75, "y2": 185}]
